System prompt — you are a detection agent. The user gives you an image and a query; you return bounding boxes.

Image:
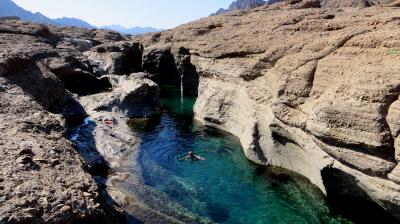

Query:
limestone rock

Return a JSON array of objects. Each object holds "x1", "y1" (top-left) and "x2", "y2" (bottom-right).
[{"x1": 136, "y1": 4, "x2": 400, "y2": 220}]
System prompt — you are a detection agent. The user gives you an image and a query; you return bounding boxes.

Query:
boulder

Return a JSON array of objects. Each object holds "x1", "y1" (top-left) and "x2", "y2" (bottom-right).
[{"x1": 79, "y1": 73, "x2": 161, "y2": 118}]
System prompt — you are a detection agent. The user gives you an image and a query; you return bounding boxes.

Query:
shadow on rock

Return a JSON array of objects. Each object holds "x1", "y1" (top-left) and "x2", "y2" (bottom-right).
[{"x1": 64, "y1": 96, "x2": 129, "y2": 223}]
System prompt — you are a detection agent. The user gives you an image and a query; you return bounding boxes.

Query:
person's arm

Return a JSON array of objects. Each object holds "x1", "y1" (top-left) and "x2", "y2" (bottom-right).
[
  {"x1": 195, "y1": 155, "x2": 206, "y2": 161},
  {"x1": 178, "y1": 156, "x2": 190, "y2": 161}
]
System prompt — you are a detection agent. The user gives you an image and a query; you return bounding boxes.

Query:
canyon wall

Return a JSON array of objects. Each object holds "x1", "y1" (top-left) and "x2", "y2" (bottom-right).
[
  {"x1": 2, "y1": 0, "x2": 400, "y2": 222},
  {"x1": 137, "y1": 1, "x2": 400, "y2": 220}
]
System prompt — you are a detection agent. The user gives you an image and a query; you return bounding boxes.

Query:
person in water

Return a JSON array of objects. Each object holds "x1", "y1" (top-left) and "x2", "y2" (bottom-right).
[{"x1": 179, "y1": 151, "x2": 205, "y2": 161}]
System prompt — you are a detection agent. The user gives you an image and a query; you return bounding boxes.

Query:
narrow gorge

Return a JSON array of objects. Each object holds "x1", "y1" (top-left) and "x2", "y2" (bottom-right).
[{"x1": 1, "y1": 0, "x2": 400, "y2": 223}]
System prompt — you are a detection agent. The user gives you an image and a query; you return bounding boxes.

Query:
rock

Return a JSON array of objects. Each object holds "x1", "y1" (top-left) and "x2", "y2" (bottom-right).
[
  {"x1": 288, "y1": 0, "x2": 321, "y2": 8},
  {"x1": 92, "y1": 29, "x2": 124, "y2": 42},
  {"x1": 389, "y1": 165, "x2": 400, "y2": 184},
  {"x1": 85, "y1": 42, "x2": 143, "y2": 76},
  {"x1": 2, "y1": 3, "x2": 400, "y2": 223},
  {"x1": 0, "y1": 20, "x2": 132, "y2": 223},
  {"x1": 319, "y1": 0, "x2": 393, "y2": 7},
  {"x1": 136, "y1": 4, "x2": 400, "y2": 221},
  {"x1": 142, "y1": 46, "x2": 199, "y2": 96},
  {"x1": 83, "y1": 192, "x2": 92, "y2": 197},
  {"x1": 142, "y1": 46, "x2": 180, "y2": 85},
  {"x1": 212, "y1": 0, "x2": 266, "y2": 16},
  {"x1": 60, "y1": 205, "x2": 71, "y2": 213},
  {"x1": 70, "y1": 38, "x2": 93, "y2": 52},
  {"x1": 79, "y1": 74, "x2": 161, "y2": 118}
]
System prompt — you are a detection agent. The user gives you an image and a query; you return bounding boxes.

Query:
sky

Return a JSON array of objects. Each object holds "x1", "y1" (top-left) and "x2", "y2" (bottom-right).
[{"x1": 12, "y1": 0, "x2": 233, "y2": 29}]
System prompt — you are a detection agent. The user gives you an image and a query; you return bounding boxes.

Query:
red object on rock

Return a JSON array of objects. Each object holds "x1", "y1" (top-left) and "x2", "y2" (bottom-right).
[{"x1": 104, "y1": 120, "x2": 113, "y2": 125}]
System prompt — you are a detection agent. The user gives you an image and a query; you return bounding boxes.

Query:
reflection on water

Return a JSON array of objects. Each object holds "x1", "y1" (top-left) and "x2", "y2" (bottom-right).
[{"x1": 130, "y1": 87, "x2": 351, "y2": 224}]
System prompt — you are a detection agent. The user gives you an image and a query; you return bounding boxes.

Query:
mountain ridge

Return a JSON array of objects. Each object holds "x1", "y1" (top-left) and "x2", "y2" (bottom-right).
[
  {"x1": 101, "y1": 24, "x2": 161, "y2": 35},
  {"x1": 0, "y1": 0, "x2": 160, "y2": 34}
]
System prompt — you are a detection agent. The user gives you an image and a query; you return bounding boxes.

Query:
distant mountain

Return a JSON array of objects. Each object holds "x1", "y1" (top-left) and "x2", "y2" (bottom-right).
[
  {"x1": 0, "y1": 0, "x2": 56, "y2": 24},
  {"x1": 102, "y1": 25, "x2": 161, "y2": 35},
  {"x1": 0, "y1": 0, "x2": 159, "y2": 34},
  {"x1": 228, "y1": 0, "x2": 267, "y2": 10},
  {"x1": 212, "y1": 0, "x2": 267, "y2": 15},
  {"x1": 53, "y1": 17, "x2": 95, "y2": 29}
]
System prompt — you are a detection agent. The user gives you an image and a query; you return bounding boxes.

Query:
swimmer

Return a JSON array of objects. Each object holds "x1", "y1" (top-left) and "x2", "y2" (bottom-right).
[{"x1": 178, "y1": 151, "x2": 205, "y2": 161}]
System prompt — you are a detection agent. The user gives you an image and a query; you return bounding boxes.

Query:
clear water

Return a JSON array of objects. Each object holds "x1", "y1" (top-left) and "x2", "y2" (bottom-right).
[{"x1": 131, "y1": 87, "x2": 351, "y2": 224}]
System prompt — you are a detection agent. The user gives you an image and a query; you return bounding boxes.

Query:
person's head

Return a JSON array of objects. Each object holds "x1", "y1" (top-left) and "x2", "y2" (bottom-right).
[{"x1": 188, "y1": 151, "x2": 194, "y2": 157}]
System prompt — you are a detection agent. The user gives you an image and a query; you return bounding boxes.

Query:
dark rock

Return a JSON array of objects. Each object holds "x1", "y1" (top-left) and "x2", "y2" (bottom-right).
[
  {"x1": 142, "y1": 47, "x2": 180, "y2": 86},
  {"x1": 86, "y1": 41, "x2": 143, "y2": 76}
]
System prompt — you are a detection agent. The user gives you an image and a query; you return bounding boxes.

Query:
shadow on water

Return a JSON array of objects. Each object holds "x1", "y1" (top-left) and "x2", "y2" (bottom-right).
[
  {"x1": 322, "y1": 167, "x2": 400, "y2": 224},
  {"x1": 129, "y1": 86, "x2": 354, "y2": 224}
]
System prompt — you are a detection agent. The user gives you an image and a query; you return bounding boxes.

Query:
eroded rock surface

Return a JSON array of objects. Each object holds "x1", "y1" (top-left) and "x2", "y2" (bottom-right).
[
  {"x1": 0, "y1": 24, "x2": 106, "y2": 223},
  {"x1": 0, "y1": 20, "x2": 149, "y2": 223},
  {"x1": 79, "y1": 74, "x2": 161, "y2": 118},
  {"x1": 135, "y1": 1, "x2": 400, "y2": 221},
  {"x1": 2, "y1": 1, "x2": 400, "y2": 222}
]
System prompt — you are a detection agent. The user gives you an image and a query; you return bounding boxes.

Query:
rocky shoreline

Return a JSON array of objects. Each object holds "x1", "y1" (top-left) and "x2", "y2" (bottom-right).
[{"x1": 1, "y1": 0, "x2": 400, "y2": 223}]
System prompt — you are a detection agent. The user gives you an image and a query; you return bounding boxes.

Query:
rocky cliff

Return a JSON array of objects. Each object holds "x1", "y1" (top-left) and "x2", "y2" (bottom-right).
[
  {"x1": 0, "y1": 20, "x2": 164, "y2": 223},
  {"x1": 136, "y1": 0, "x2": 400, "y2": 221}
]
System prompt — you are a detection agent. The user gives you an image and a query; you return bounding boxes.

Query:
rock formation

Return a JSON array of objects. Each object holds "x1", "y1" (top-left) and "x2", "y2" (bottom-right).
[
  {"x1": 213, "y1": 0, "x2": 399, "y2": 16},
  {"x1": 212, "y1": 0, "x2": 266, "y2": 15},
  {"x1": 0, "y1": 20, "x2": 161, "y2": 223},
  {"x1": 2, "y1": 0, "x2": 400, "y2": 223},
  {"x1": 135, "y1": 1, "x2": 400, "y2": 221}
]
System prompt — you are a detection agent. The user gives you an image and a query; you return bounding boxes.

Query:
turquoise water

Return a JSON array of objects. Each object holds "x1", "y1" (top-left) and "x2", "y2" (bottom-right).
[{"x1": 132, "y1": 88, "x2": 350, "y2": 224}]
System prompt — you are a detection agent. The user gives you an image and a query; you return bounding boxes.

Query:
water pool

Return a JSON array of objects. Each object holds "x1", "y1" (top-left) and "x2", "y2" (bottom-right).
[{"x1": 130, "y1": 89, "x2": 350, "y2": 224}]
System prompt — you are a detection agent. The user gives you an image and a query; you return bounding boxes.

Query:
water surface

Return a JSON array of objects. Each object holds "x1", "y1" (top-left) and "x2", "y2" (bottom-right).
[{"x1": 131, "y1": 88, "x2": 350, "y2": 224}]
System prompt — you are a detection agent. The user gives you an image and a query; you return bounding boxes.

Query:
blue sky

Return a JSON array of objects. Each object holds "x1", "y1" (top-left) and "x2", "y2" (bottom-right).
[{"x1": 12, "y1": 0, "x2": 233, "y2": 29}]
